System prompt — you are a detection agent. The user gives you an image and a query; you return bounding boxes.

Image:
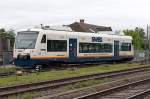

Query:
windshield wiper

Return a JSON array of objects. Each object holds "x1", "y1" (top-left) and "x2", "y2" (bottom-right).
[
  {"x1": 18, "y1": 47, "x2": 26, "y2": 49},
  {"x1": 26, "y1": 39, "x2": 37, "y2": 49},
  {"x1": 26, "y1": 41, "x2": 34, "y2": 49}
]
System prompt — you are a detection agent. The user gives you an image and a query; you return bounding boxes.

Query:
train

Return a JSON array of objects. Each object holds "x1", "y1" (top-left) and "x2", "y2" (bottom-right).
[{"x1": 13, "y1": 28, "x2": 134, "y2": 68}]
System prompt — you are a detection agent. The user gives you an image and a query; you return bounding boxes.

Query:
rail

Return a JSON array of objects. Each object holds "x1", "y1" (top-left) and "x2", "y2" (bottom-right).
[
  {"x1": 0, "y1": 66, "x2": 149, "y2": 97},
  {"x1": 75, "y1": 78, "x2": 150, "y2": 99}
]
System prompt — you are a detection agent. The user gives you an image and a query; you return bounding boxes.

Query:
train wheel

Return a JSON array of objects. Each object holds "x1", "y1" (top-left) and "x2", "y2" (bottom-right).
[{"x1": 35, "y1": 64, "x2": 42, "y2": 71}]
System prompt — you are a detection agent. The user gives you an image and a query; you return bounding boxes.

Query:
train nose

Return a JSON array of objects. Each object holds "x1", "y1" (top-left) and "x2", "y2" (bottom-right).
[
  {"x1": 17, "y1": 54, "x2": 30, "y2": 60},
  {"x1": 23, "y1": 49, "x2": 31, "y2": 54}
]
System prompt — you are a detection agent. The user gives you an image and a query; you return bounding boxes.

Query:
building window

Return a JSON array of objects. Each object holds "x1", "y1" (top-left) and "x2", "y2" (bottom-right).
[{"x1": 47, "y1": 40, "x2": 67, "y2": 52}]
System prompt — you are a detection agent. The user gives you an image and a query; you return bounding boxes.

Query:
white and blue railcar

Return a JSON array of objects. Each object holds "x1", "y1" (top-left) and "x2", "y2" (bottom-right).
[{"x1": 13, "y1": 28, "x2": 134, "y2": 68}]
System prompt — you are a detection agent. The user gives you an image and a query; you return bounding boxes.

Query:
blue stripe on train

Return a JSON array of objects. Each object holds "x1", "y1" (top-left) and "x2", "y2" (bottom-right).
[{"x1": 14, "y1": 56, "x2": 134, "y2": 68}]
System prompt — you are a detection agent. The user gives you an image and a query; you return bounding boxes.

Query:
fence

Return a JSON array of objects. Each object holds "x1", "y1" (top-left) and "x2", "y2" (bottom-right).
[
  {"x1": 0, "y1": 51, "x2": 13, "y2": 66},
  {"x1": 134, "y1": 50, "x2": 150, "y2": 63},
  {"x1": 134, "y1": 50, "x2": 145, "y2": 61}
]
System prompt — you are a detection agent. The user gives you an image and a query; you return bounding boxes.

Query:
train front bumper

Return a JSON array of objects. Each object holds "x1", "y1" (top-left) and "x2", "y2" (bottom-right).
[{"x1": 14, "y1": 54, "x2": 33, "y2": 68}]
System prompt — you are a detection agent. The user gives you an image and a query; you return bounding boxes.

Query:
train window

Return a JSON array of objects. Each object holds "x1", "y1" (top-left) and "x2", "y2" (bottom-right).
[
  {"x1": 79, "y1": 43, "x2": 112, "y2": 53},
  {"x1": 79, "y1": 44, "x2": 82, "y2": 53},
  {"x1": 47, "y1": 40, "x2": 67, "y2": 51},
  {"x1": 41, "y1": 35, "x2": 46, "y2": 43},
  {"x1": 79, "y1": 43, "x2": 88, "y2": 53},
  {"x1": 82, "y1": 43, "x2": 90, "y2": 53},
  {"x1": 95, "y1": 44, "x2": 99, "y2": 52},
  {"x1": 104, "y1": 44, "x2": 112, "y2": 52},
  {"x1": 121, "y1": 43, "x2": 131, "y2": 51},
  {"x1": 99, "y1": 43, "x2": 104, "y2": 53},
  {"x1": 88, "y1": 43, "x2": 94, "y2": 53}
]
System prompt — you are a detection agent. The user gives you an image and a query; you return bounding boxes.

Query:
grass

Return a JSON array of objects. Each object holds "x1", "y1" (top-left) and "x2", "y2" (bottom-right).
[
  {"x1": 63, "y1": 76, "x2": 133, "y2": 91},
  {"x1": 9, "y1": 92, "x2": 40, "y2": 99},
  {"x1": 0, "y1": 66, "x2": 18, "y2": 73},
  {"x1": 0, "y1": 63, "x2": 149, "y2": 87},
  {"x1": 64, "y1": 79, "x2": 104, "y2": 90}
]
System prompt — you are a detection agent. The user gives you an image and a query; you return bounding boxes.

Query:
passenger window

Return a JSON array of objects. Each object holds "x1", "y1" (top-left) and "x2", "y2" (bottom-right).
[
  {"x1": 41, "y1": 34, "x2": 46, "y2": 43},
  {"x1": 121, "y1": 43, "x2": 131, "y2": 51},
  {"x1": 79, "y1": 43, "x2": 112, "y2": 53},
  {"x1": 47, "y1": 40, "x2": 67, "y2": 52}
]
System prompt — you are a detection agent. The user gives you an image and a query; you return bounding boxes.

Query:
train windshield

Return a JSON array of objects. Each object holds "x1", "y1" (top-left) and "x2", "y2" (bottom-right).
[{"x1": 15, "y1": 31, "x2": 39, "y2": 49}]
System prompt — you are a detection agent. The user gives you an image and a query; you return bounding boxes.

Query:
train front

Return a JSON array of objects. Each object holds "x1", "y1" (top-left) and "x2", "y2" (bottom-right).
[{"x1": 13, "y1": 30, "x2": 39, "y2": 68}]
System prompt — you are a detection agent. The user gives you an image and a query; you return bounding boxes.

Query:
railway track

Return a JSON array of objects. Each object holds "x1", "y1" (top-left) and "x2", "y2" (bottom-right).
[
  {"x1": 0, "y1": 66, "x2": 150, "y2": 98},
  {"x1": 0, "y1": 72, "x2": 16, "y2": 77},
  {"x1": 0, "y1": 60, "x2": 144, "y2": 78},
  {"x1": 75, "y1": 78, "x2": 150, "y2": 99}
]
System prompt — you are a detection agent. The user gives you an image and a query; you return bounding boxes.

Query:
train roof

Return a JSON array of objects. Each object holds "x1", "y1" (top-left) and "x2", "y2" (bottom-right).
[{"x1": 17, "y1": 28, "x2": 132, "y2": 40}]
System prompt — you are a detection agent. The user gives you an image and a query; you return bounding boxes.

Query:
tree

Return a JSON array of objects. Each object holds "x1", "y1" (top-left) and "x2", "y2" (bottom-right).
[
  {"x1": 135, "y1": 27, "x2": 145, "y2": 39},
  {"x1": 0, "y1": 28, "x2": 15, "y2": 50},
  {"x1": 123, "y1": 27, "x2": 146, "y2": 50},
  {"x1": 0, "y1": 28, "x2": 5, "y2": 33},
  {"x1": 0, "y1": 28, "x2": 7, "y2": 38},
  {"x1": 7, "y1": 29, "x2": 15, "y2": 50}
]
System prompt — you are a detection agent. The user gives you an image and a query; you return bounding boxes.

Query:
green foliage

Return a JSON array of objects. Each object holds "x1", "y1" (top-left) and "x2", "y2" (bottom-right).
[
  {"x1": 123, "y1": 27, "x2": 146, "y2": 50},
  {"x1": 0, "y1": 28, "x2": 15, "y2": 50},
  {"x1": 0, "y1": 66, "x2": 18, "y2": 74},
  {"x1": 7, "y1": 29, "x2": 15, "y2": 50},
  {"x1": 135, "y1": 27, "x2": 145, "y2": 38},
  {"x1": 64, "y1": 80, "x2": 100, "y2": 90}
]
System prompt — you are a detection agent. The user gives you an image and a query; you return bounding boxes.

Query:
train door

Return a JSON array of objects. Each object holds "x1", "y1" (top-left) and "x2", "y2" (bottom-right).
[
  {"x1": 69, "y1": 38, "x2": 77, "y2": 60},
  {"x1": 40, "y1": 34, "x2": 47, "y2": 56},
  {"x1": 114, "y1": 41, "x2": 119, "y2": 56}
]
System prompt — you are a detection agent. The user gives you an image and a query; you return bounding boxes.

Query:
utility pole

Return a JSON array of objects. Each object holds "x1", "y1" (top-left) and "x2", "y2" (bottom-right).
[{"x1": 146, "y1": 24, "x2": 149, "y2": 64}]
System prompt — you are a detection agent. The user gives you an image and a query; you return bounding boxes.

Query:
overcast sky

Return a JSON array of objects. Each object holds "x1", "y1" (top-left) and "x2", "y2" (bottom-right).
[{"x1": 0, "y1": 0, "x2": 150, "y2": 30}]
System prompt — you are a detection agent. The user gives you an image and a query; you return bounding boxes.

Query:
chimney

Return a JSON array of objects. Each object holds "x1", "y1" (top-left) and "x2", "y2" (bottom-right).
[
  {"x1": 80, "y1": 19, "x2": 84, "y2": 24},
  {"x1": 40, "y1": 24, "x2": 43, "y2": 29}
]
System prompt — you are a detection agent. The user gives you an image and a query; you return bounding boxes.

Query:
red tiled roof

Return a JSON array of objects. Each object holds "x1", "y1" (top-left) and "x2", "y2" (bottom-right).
[{"x1": 69, "y1": 21, "x2": 112, "y2": 33}]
